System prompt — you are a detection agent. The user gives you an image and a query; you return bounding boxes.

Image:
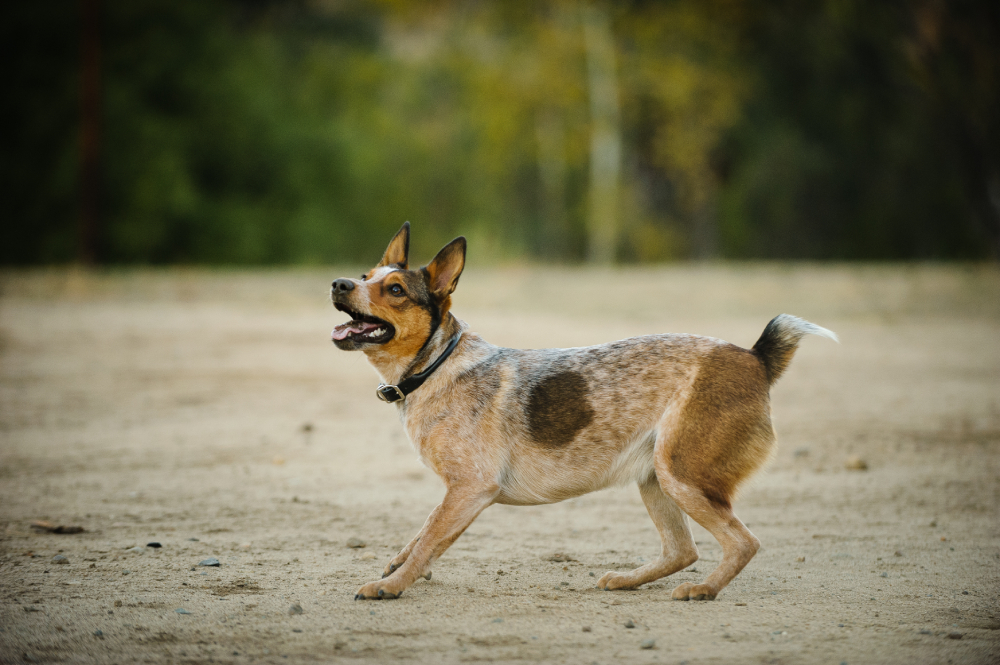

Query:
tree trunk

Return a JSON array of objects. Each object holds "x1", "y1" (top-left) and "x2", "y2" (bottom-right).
[
  {"x1": 535, "y1": 108, "x2": 569, "y2": 258},
  {"x1": 583, "y1": 2, "x2": 621, "y2": 264},
  {"x1": 79, "y1": 0, "x2": 101, "y2": 264}
]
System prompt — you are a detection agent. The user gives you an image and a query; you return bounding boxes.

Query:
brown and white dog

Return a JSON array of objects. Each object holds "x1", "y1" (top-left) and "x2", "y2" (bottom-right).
[{"x1": 331, "y1": 222, "x2": 836, "y2": 601}]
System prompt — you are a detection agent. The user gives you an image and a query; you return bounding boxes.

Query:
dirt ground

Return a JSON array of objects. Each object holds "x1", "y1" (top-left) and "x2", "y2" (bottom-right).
[{"x1": 1, "y1": 264, "x2": 998, "y2": 665}]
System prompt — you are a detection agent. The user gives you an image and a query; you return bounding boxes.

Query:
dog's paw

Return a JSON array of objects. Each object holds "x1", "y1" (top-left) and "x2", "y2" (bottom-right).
[
  {"x1": 596, "y1": 571, "x2": 640, "y2": 591},
  {"x1": 354, "y1": 580, "x2": 404, "y2": 600},
  {"x1": 671, "y1": 582, "x2": 716, "y2": 601}
]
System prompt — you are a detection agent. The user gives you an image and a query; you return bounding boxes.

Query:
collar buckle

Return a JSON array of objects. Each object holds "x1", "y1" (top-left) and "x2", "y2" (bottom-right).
[
  {"x1": 374, "y1": 332, "x2": 463, "y2": 404},
  {"x1": 376, "y1": 383, "x2": 406, "y2": 403}
]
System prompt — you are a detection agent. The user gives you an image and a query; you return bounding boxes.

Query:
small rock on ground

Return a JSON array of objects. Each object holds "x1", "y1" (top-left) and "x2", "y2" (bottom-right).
[
  {"x1": 289, "y1": 603, "x2": 304, "y2": 615},
  {"x1": 624, "y1": 619, "x2": 636, "y2": 629},
  {"x1": 51, "y1": 555, "x2": 69, "y2": 564},
  {"x1": 545, "y1": 552, "x2": 575, "y2": 562},
  {"x1": 947, "y1": 632, "x2": 963, "y2": 639},
  {"x1": 346, "y1": 538, "x2": 366, "y2": 548},
  {"x1": 641, "y1": 639, "x2": 656, "y2": 649},
  {"x1": 198, "y1": 557, "x2": 220, "y2": 567},
  {"x1": 845, "y1": 455, "x2": 868, "y2": 470}
]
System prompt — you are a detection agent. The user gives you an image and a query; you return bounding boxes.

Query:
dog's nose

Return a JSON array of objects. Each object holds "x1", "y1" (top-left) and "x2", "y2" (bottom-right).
[{"x1": 331, "y1": 278, "x2": 355, "y2": 295}]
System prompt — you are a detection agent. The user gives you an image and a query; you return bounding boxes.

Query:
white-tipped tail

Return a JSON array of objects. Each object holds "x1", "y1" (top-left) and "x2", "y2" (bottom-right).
[{"x1": 751, "y1": 314, "x2": 838, "y2": 384}]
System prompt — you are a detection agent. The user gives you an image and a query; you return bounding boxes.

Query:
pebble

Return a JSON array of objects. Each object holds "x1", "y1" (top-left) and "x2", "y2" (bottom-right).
[
  {"x1": 346, "y1": 538, "x2": 366, "y2": 549},
  {"x1": 624, "y1": 619, "x2": 636, "y2": 629},
  {"x1": 198, "y1": 558, "x2": 221, "y2": 567},
  {"x1": 582, "y1": 626, "x2": 592, "y2": 632},
  {"x1": 175, "y1": 608, "x2": 192, "y2": 615},
  {"x1": 122, "y1": 570, "x2": 131, "y2": 575},
  {"x1": 894, "y1": 550, "x2": 903, "y2": 557},
  {"x1": 641, "y1": 639, "x2": 656, "y2": 650},
  {"x1": 93, "y1": 629, "x2": 103, "y2": 637},
  {"x1": 289, "y1": 603, "x2": 304, "y2": 615},
  {"x1": 793, "y1": 447, "x2": 810, "y2": 458},
  {"x1": 126, "y1": 546, "x2": 144, "y2": 554},
  {"x1": 947, "y1": 632, "x2": 963, "y2": 640},
  {"x1": 796, "y1": 557, "x2": 805, "y2": 562},
  {"x1": 146, "y1": 542, "x2": 161, "y2": 548},
  {"x1": 52, "y1": 555, "x2": 69, "y2": 564},
  {"x1": 359, "y1": 552, "x2": 377, "y2": 561},
  {"x1": 545, "y1": 552, "x2": 576, "y2": 562},
  {"x1": 589, "y1": 572, "x2": 595, "y2": 577},
  {"x1": 845, "y1": 456, "x2": 868, "y2": 471}
]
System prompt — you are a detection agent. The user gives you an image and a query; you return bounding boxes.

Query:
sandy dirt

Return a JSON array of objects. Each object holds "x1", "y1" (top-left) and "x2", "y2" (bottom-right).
[{"x1": 1, "y1": 264, "x2": 999, "y2": 665}]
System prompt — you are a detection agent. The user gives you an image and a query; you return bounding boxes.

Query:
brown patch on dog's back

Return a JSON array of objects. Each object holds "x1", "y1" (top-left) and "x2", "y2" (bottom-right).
[
  {"x1": 526, "y1": 371, "x2": 595, "y2": 448},
  {"x1": 666, "y1": 344, "x2": 772, "y2": 506}
]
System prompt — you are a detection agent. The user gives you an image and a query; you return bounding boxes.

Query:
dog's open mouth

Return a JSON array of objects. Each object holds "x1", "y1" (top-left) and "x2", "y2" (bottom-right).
[{"x1": 332, "y1": 304, "x2": 395, "y2": 344}]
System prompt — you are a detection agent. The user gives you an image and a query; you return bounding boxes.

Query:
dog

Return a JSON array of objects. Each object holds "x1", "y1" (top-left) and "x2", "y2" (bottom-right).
[{"x1": 330, "y1": 222, "x2": 836, "y2": 601}]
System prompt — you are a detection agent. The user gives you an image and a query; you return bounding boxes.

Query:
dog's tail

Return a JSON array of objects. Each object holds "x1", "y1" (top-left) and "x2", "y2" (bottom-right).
[{"x1": 751, "y1": 314, "x2": 838, "y2": 385}]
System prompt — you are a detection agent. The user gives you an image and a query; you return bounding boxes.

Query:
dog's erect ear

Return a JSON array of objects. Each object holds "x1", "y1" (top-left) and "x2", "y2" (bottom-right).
[
  {"x1": 377, "y1": 222, "x2": 410, "y2": 269},
  {"x1": 423, "y1": 236, "x2": 466, "y2": 299}
]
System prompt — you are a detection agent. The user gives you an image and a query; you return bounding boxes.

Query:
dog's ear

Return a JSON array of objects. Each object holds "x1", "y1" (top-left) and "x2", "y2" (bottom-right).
[
  {"x1": 423, "y1": 236, "x2": 466, "y2": 300},
  {"x1": 377, "y1": 222, "x2": 410, "y2": 269}
]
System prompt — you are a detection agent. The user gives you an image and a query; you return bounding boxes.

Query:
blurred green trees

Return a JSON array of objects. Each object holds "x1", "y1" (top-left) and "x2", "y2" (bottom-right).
[{"x1": 3, "y1": 0, "x2": 998, "y2": 265}]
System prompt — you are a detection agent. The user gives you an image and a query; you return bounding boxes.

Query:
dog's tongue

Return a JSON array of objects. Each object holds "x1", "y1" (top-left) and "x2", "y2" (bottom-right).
[{"x1": 331, "y1": 319, "x2": 381, "y2": 341}]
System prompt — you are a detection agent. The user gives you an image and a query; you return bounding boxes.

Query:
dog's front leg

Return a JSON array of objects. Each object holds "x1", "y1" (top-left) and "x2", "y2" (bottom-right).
[
  {"x1": 382, "y1": 505, "x2": 443, "y2": 578},
  {"x1": 355, "y1": 485, "x2": 496, "y2": 600}
]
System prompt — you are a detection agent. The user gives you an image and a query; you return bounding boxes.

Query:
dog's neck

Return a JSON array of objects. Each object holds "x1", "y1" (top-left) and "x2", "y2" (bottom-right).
[{"x1": 363, "y1": 313, "x2": 465, "y2": 386}]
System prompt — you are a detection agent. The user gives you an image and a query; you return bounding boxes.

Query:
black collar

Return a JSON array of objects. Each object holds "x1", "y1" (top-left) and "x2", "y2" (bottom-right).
[{"x1": 376, "y1": 333, "x2": 462, "y2": 403}]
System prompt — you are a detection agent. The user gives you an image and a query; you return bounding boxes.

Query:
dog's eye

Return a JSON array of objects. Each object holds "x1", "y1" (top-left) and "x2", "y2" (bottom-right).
[
  {"x1": 389, "y1": 284, "x2": 404, "y2": 296},
  {"x1": 359, "y1": 273, "x2": 367, "y2": 281}
]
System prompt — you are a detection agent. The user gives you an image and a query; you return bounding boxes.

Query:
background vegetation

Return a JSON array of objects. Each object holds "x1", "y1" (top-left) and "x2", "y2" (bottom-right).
[{"x1": 4, "y1": 0, "x2": 999, "y2": 265}]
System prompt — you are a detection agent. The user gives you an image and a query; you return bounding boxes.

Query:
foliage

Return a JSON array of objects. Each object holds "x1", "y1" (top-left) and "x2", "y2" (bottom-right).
[{"x1": 3, "y1": 0, "x2": 998, "y2": 264}]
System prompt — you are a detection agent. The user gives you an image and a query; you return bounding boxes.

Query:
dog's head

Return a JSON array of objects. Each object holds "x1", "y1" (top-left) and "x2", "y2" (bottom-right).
[{"x1": 330, "y1": 222, "x2": 466, "y2": 355}]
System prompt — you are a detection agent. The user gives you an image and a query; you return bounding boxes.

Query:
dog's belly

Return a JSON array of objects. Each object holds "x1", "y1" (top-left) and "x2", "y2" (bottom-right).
[{"x1": 494, "y1": 430, "x2": 657, "y2": 506}]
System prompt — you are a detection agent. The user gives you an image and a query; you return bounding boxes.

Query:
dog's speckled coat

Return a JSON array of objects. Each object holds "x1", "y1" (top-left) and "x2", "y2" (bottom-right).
[{"x1": 331, "y1": 223, "x2": 836, "y2": 601}]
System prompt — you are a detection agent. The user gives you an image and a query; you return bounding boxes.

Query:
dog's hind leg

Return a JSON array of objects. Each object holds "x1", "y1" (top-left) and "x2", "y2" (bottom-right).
[
  {"x1": 596, "y1": 476, "x2": 699, "y2": 590},
  {"x1": 657, "y1": 474, "x2": 759, "y2": 601},
  {"x1": 652, "y1": 344, "x2": 772, "y2": 600}
]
